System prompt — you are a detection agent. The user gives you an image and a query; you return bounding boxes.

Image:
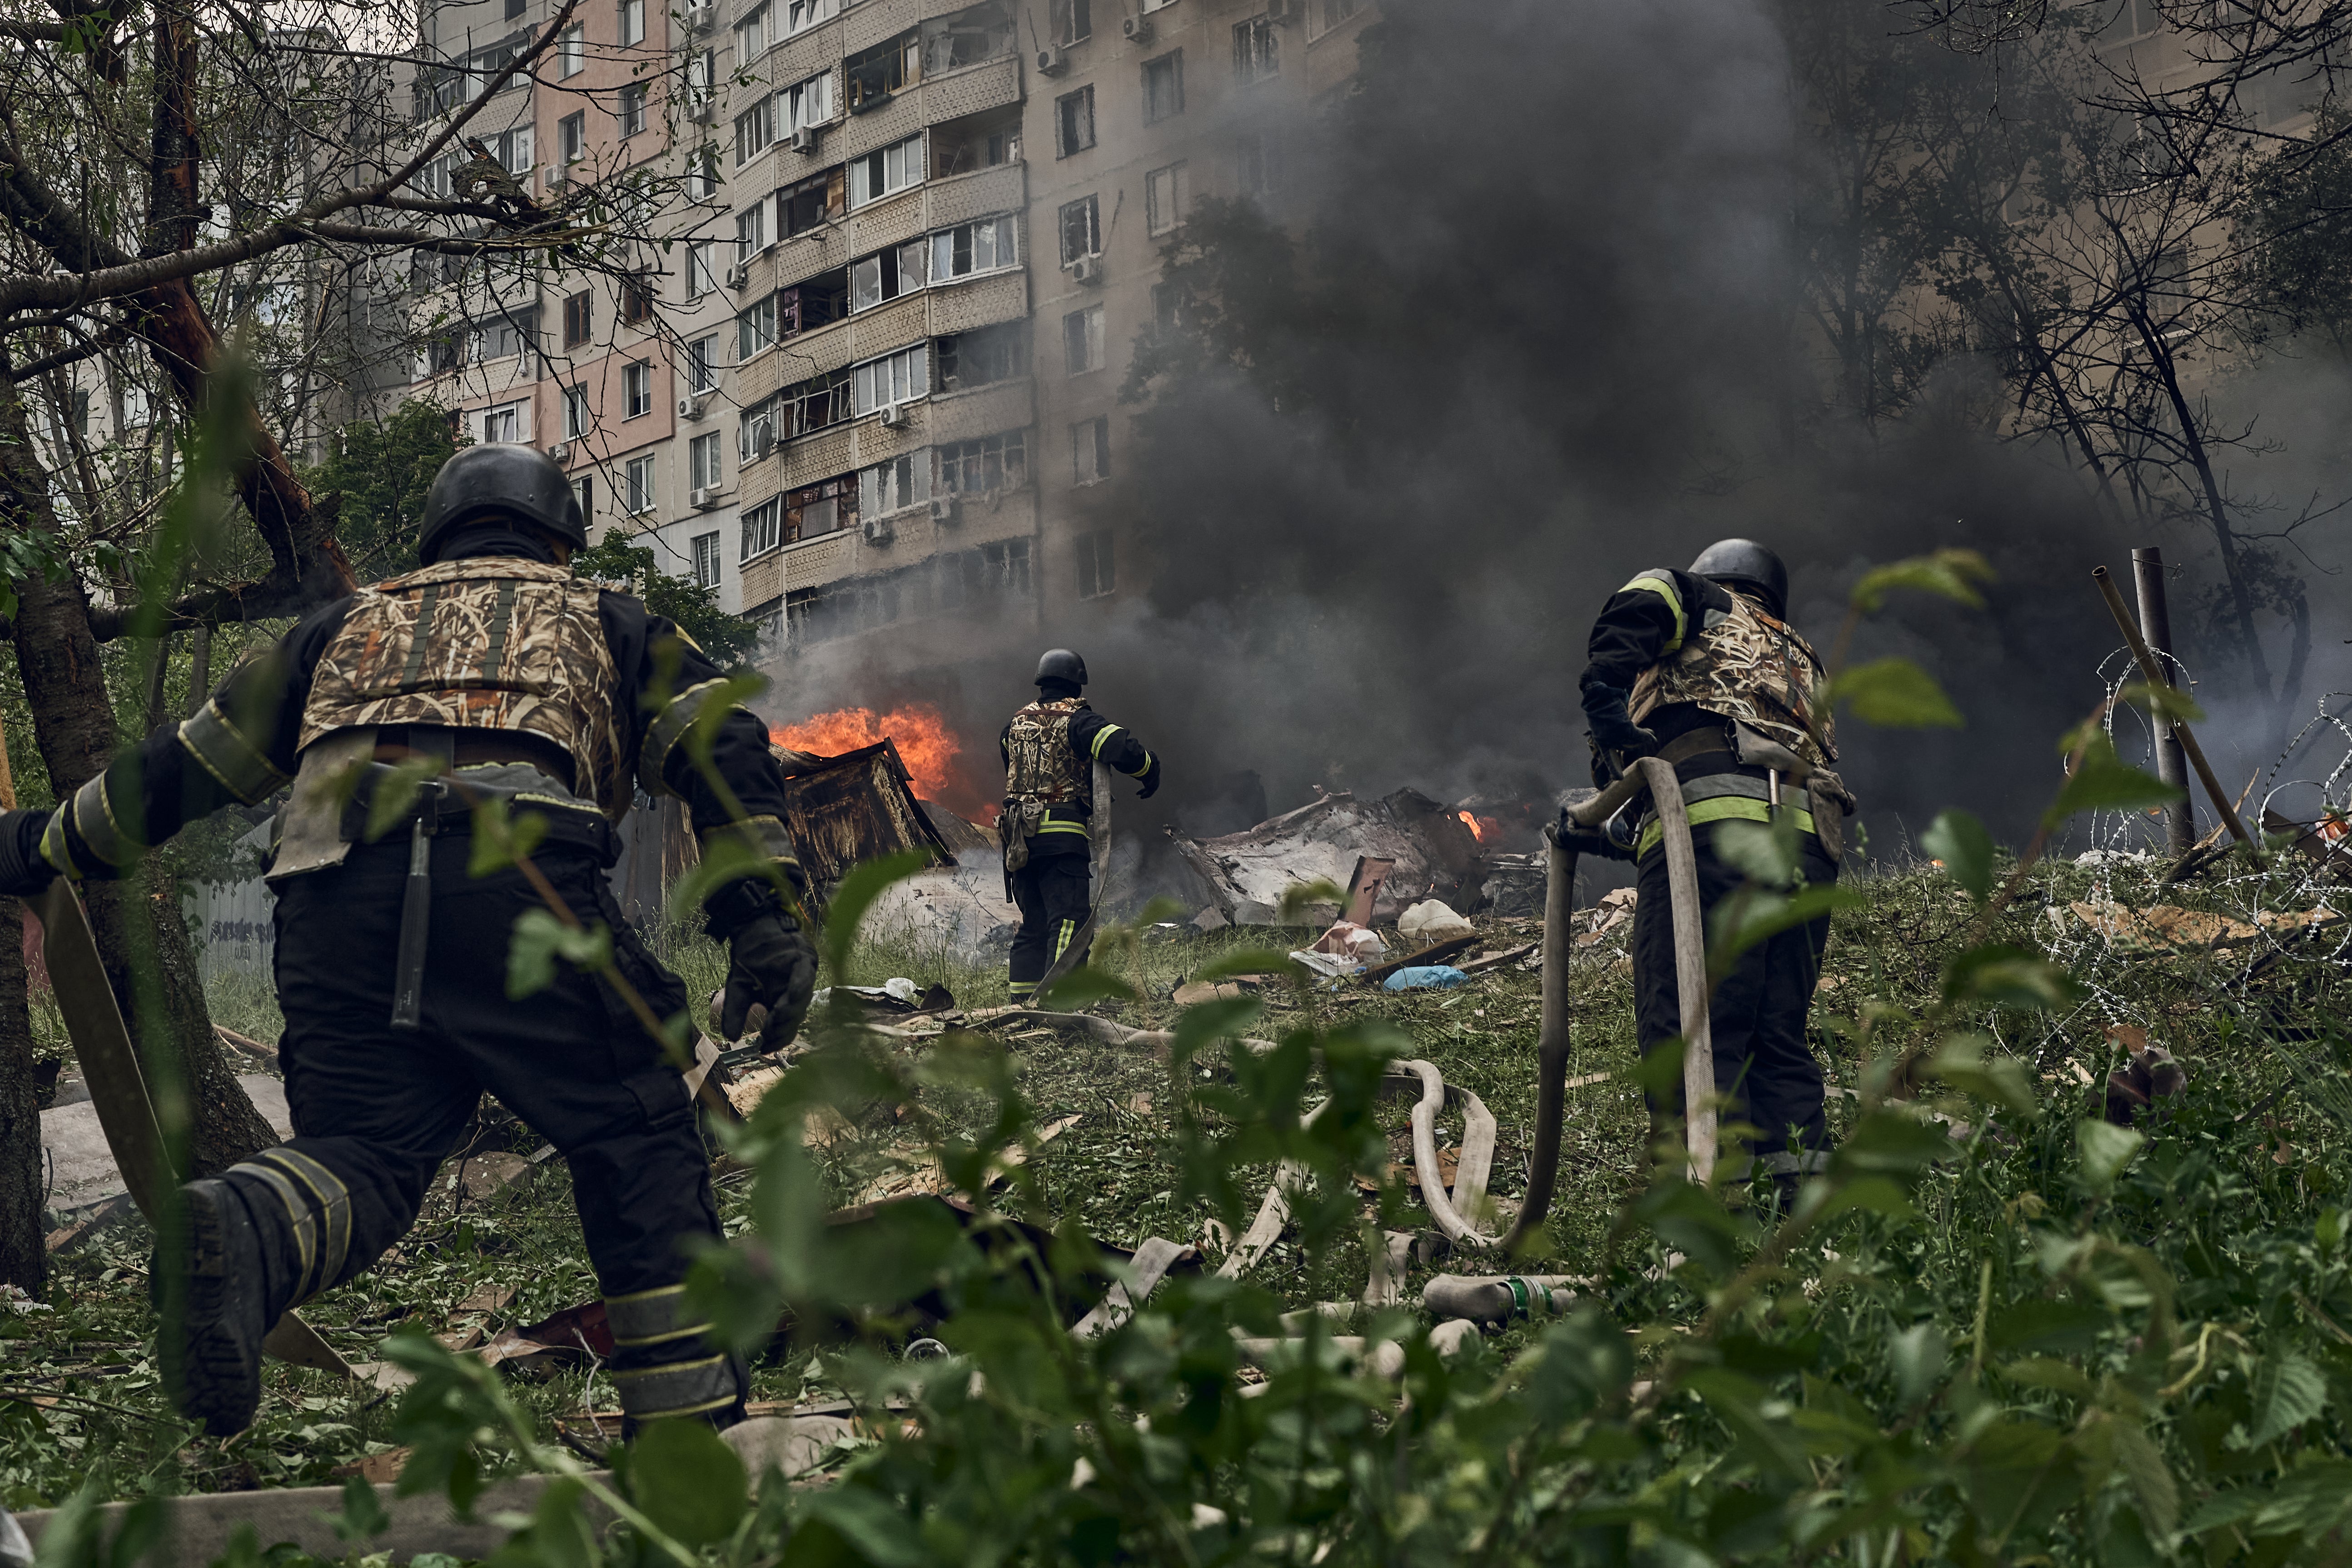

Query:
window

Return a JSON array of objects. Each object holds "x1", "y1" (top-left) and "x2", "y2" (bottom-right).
[
  {"x1": 687, "y1": 47, "x2": 714, "y2": 104},
  {"x1": 922, "y1": 1, "x2": 1014, "y2": 71},
  {"x1": 779, "y1": 370, "x2": 852, "y2": 438},
  {"x1": 936, "y1": 322, "x2": 1029, "y2": 390},
  {"x1": 740, "y1": 396, "x2": 778, "y2": 460},
  {"x1": 853, "y1": 343, "x2": 930, "y2": 413},
  {"x1": 738, "y1": 293, "x2": 778, "y2": 358},
  {"x1": 780, "y1": 272, "x2": 850, "y2": 336},
  {"x1": 1151, "y1": 281, "x2": 1186, "y2": 332},
  {"x1": 691, "y1": 531, "x2": 722, "y2": 587},
  {"x1": 482, "y1": 399, "x2": 527, "y2": 443},
  {"x1": 1075, "y1": 528, "x2": 1114, "y2": 597},
  {"x1": 619, "y1": 0, "x2": 644, "y2": 45},
  {"x1": 622, "y1": 359, "x2": 653, "y2": 418},
  {"x1": 933, "y1": 108, "x2": 1021, "y2": 175},
  {"x1": 847, "y1": 30, "x2": 920, "y2": 110},
  {"x1": 734, "y1": 98, "x2": 773, "y2": 164},
  {"x1": 851, "y1": 239, "x2": 927, "y2": 311},
  {"x1": 938, "y1": 429, "x2": 1026, "y2": 493},
  {"x1": 625, "y1": 453, "x2": 656, "y2": 513},
  {"x1": 1058, "y1": 194, "x2": 1099, "y2": 264},
  {"x1": 562, "y1": 291, "x2": 592, "y2": 345},
  {"x1": 735, "y1": 202, "x2": 768, "y2": 259},
  {"x1": 1063, "y1": 305, "x2": 1104, "y2": 374},
  {"x1": 618, "y1": 83, "x2": 647, "y2": 137},
  {"x1": 785, "y1": 476, "x2": 855, "y2": 542},
  {"x1": 782, "y1": 71, "x2": 834, "y2": 133},
  {"x1": 686, "y1": 144, "x2": 721, "y2": 201},
  {"x1": 1236, "y1": 132, "x2": 1282, "y2": 197},
  {"x1": 782, "y1": 0, "x2": 837, "y2": 37},
  {"x1": 558, "y1": 24, "x2": 584, "y2": 76},
  {"x1": 1051, "y1": 0, "x2": 1090, "y2": 43},
  {"x1": 472, "y1": 315, "x2": 532, "y2": 360},
  {"x1": 779, "y1": 169, "x2": 842, "y2": 236},
  {"x1": 1233, "y1": 15, "x2": 1278, "y2": 81},
  {"x1": 2098, "y1": 0, "x2": 2158, "y2": 48},
  {"x1": 690, "y1": 431, "x2": 723, "y2": 489},
  {"x1": 686, "y1": 239, "x2": 718, "y2": 299},
  {"x1": 572, "y1": 474, "x2": 594, "y2": 522},
  {"x1": 490, "y1": 126, "x2": 535, "y2": 175},
  {"x1": 563, "y1": 385, "x2": 591, "y2": 438},
  {"x1": 1072, "y1": 417, "x2": 1109, "y2": 484},
  {"x1": 688, "y1": 334, "x2": 717, "y2": 391},
  {"x1": 560, "y1": 112, "x2": 587, "y2": 165},
  {"x1": 1145, "y1": 161, "x2": 1188, "y2": 234},
  {"x1": 1056, "y1": 86, "x2": 1095, "y2": 156},
  {"x1": 742, "y1": 497, "x2": 781, "y2": 558},
  {"x1": 735, "y1": 0, "x2": 766, "y2": 55},
  {"x1": 859, "y1": 453, "x2": 930, "y2": 516},
  {"x1": 1143, "y1": 51, "x2": 1183, "y2": 122},
  {"x1": 848, "y1": 135, "x2": 923, "y2": 207},
  {"x1": 620, "y1": 272, "x2": 655, "y2": 324},
  {"x1": 930, "y1": 214, "x2": 1018, "y2": 279},
  {"x1": 1140, "y1": 0, "x2": 1174, "y2": 10}
]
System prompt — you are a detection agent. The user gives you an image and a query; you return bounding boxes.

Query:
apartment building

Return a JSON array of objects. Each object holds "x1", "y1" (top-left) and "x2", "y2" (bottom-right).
[{"x1": 388, "y1": 0, "x2": 1373, "y2": 672}]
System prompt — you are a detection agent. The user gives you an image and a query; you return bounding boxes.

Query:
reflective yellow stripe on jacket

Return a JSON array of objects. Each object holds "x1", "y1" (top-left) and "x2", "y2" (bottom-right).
[
  {"x1": 1635, "y1": 796, "x2": 1815, "y2": 860},
  {"x1": 1620, "y1": 573, "x2": 1688, "y2": 653}
]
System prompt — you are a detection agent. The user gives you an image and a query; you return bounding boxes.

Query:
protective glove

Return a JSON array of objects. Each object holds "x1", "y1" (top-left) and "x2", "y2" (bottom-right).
[
  {"x1": 1135, "y1": 756, "x2": 1161, "y2": 799},
  {"x1": 721, "y1": 911, "x2": 818, "y2": 1054},
  {"x1": 0, "y1": 810, "x2": 60, "y2": 899},
  {"x1": 1555, "y1": 806, "x2": 1634, "y2": 862},
  {"x1": 1584, "y1": 685, "x2": 1658, "y2": 760}
]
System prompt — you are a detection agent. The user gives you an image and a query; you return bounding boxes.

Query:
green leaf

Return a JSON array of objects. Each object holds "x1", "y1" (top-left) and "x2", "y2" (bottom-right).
[
  {"x1": 1849, "y1": 549, "x2": 1994, "y2": 613},
  {"x1": 1927, "y1": 1035, "x2": 2041, "y2": 1118},
  {"x1": 790, "y1": 1486, "x2": 930, "y2": 1568},
  {"x1": 1920, "y1": 809, "x2": 1996, "y2": 902},
  {"x1": 2243, "y1": 1350, "x2": 2328, "y2": 1449},
  {"x1": 1277, "y1": 877, "x2": 1348, "y2": 923},
  {"x1": 333, "y1": 1473, "x2": 391, "y2": 1543},
  {"x1": 505, "y1": 910, "x2": 611, "y2": 1000},
  {"x1": 1035, "y1": 963, "x2": 1142, "y2": 1010},
  {"x1": 465, "y1": 796, "x2": 547, "y2": 877},
  {"x1": 1943, "y1": 946, "x2": 2078, "y2": 1012},
  {"x1": 627, "y1": 1419, "x2": 749, "y2": 1546},
  {"x1": 1807, "y1": 1175, "x2": 1922, "y2": 1226},
  {"x1": 2110, "y1": 1420, "x2": 2180, "y2": 1536},
  {"x1": 2118, "y1": 680, "x2": 2205, "y2": 727},
  {"x1": 823, "y1": 849, "x2": 933, "y2": 973},
  {"x1": 1890, "y1": 1323, "x2": 1947, "y2": 1408},
  {"x1": 362, "y1": 757, "x2": 444, "y2": 845},
  {"x1": 2076, "y1": 1119, "x2": 2145, "y2": 1197},
  {"x1": 1685, "y1": 1367, "x2": 1812, "y2": 1482},
  {"x1": 1193, "y1": 947, "x2": 1300, "y2": 981},
  {"x1": 1827, "y1": 1109, "x2": 1952, "y2": 1185},
  {"x1": 2044, "y1": 735, "x2": 2183, "y2": 831},
  {"x1": 1828, "y1": 657, "x2": 1964, "y2": 728}
]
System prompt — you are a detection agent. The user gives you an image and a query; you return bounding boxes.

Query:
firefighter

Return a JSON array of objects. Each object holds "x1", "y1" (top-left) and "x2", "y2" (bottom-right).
[
  {"x1": 0, "y1": 444, "x2": 816, "y2": 1436},
  {"x1": 999, "y1": 649, "x2": 1159, "y2": 1000},
  {"x1": 1565, "y1": 539, "x2": 1855, "y2": 1199}
]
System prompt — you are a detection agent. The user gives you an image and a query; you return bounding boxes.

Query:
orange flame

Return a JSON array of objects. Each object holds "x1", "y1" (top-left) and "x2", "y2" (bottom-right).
[
  {"x1": 1458, "y1": 810, "x2": 1502, "y2": 844},
  {"x1": 771, "y1": 704, "x2": 995, "y2": 822}
]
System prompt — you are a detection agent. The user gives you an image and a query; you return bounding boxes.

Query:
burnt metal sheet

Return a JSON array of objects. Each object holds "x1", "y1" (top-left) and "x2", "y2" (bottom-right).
[{"x1": 777, "y1": 740, "x2": 960, "y2": 895}]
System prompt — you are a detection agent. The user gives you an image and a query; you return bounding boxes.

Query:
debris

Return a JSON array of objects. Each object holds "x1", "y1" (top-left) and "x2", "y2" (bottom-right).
[
  {"x1": 1364, "y1": 933, "x2": 1478, "y2": 983},
  {"x1": 454, "y1": 1151, "x2": 533, "y2": 1202},
  {"x1": 1342, "y1": 856, "x2": 1396, "y2": 926},
  {"x1": 774, "y1": 740, "x2": 960, "y2": 901},
  {"x1": 1312, "y1": 920, "x2": 1388, "y2": 960},
  {"x1": 213, "y1": 1025, "x2": 274, "y2": 1060},
  {"x1": 2105, "y1": 1042, "x2": 2187, "y2": 1127},
  {"x1": 1384, "y1": 966, "x2": 1469, "y2": 991},
  {"x1": 1169, "y1": 788, "x2": 1487, "y2": 926},
  {"x1": 2069, "y1": 901, "x2": 2342, "y2": 951},
  {"x1": 1398, "y1": 900, "x2": 1475, "y2": 944},
  {"x1": 853, "y1": 1114, "x2": 1081, "y2": 1205},
  {"x1": 42, "y1": 1073, "x2": 293, "y2": 1215},
  {"x1": 1287, "y1": 950, "x2": 1365, "y2": 983},
  {"x1": 330, "y1": 1449, "x2": 410, "y2": 1485},
  {"x1": 1172, "y1": 980, "x2": 1248, "y2": 1006},
  {"x1": 1457, "y1": 942, "x2": 1538, "y2": 975},
  {"x1": 2262, "y1": 806, "x2": 2352, "y2": 878},
  {"x1": 1191, "y1": 906, "x2": 1230, "y2": 932}
]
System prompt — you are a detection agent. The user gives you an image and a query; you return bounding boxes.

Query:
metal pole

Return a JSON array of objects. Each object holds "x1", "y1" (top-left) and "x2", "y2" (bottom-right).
[{"x1": 2132, "y1": 548, "x2": 2193, "y2": 853}]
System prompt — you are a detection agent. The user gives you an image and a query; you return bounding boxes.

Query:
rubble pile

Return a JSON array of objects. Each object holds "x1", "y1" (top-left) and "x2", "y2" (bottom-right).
[{"x1": 1170, "y1": 787, "x2": 1488, "y2": 926}]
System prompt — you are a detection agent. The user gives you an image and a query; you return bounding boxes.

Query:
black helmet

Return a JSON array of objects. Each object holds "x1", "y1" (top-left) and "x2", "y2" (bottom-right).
[
  {"x1": 1034, "y1": 648, "x2": 1088, "y2": 687},
  {"x1": 418, "y1": 444, "x2": 587, "y2": 564},
  {"x1": 1689, "y1": 538, "x2": 1788, "y2": 620}
]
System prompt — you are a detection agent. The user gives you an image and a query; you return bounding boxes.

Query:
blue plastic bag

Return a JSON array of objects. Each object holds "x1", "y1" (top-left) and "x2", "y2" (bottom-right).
[{"x1": 1382, "y1": 965, "x2": 1468, "y2": 991}]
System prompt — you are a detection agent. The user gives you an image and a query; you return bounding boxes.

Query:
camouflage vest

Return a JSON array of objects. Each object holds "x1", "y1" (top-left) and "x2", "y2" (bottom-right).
[
  {"x1": 1003, "y1": 698, "x2": 1091, "y2": 813},
  {"x1": 1630, "y1": 588, "x2": 1837, "y2": 767},
  {"x1": 298, "y1": 558, "x2": 632, "y2": 818}
]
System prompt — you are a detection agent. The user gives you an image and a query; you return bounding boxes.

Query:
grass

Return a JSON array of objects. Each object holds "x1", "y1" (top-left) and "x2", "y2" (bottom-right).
[{"x1": 5, "y1": 845, "x2": 2348, "y2": 1516}]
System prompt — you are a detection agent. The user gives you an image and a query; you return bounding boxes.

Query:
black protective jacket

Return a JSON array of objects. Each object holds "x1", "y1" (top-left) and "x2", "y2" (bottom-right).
[{"x1": 997, "y1": 697, "x2": 1157, "y2": 857}]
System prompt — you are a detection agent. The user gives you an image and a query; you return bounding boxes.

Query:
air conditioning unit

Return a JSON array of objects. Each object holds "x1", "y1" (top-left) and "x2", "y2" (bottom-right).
[
  {"x1": 1036, "y1": 44, "x2": 1067, "y2": 75},
  {"x1": 863, "y1": 514, "x2": 895, "y2": 544},
  {"x1": 1070, "y1": 254, "x2": 1102, "y2": 284},
  {"x1": 726, "y1": 260, "x2": 750, "y2": 290},
  {"x1": 691, "y1": 486, "x2": 725, "y2": 510},
  {"x1": 678, "y1": 393, "x2": 711, "y2": 420},
  {"x1": 790, "y1": 125, "x2": 820, "y2": 154},
  {"x1": 928, "y1": 494, "x2": 960, "y2": 526},
  {"x1": 683, "y1": 6, "x2": 711, "y2": 34},
  {"x1": 877, "y1": 402, "x2": 911, "y2": 429},
  {"x1": 687, "y1": 100, "x2": 715, "y2": 124},
  {"x1": 549, "y1": 440, "x2": 571, "y2": 461},
  {"x1": 1123, "y1": 15, "x2": 1152, "y2": 42}
]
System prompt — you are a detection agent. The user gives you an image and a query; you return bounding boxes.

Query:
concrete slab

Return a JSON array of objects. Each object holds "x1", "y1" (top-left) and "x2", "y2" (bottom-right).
[{"x1": 42, "y1": 1073, "x2": 294, "y2": 1215}]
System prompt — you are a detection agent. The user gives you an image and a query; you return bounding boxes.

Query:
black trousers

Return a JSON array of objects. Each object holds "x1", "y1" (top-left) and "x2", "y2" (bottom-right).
[
  {"x1": 1007, "y1": 851, "x2": 1091, "y2": 998},
  {"x1": 1632, "y1": 818, "x2": 1836, "y2": 1179},
  {"x1": 254, "y1": 836, "x2": 729, "y2": 1396}
]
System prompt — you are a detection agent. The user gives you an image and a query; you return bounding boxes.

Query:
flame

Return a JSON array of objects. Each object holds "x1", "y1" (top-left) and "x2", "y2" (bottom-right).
[
  {"x1": 1458, "y1": 810, "x2": 1502, "y2": 844},
  {"x1": 771, "y1": 704, "x2": 996, "y2": 822}
]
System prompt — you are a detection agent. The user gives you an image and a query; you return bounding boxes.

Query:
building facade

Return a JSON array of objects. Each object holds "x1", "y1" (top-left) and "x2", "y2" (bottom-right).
[{"x1": 388, "y1": 0, "x2": 1373, "y2": 680}]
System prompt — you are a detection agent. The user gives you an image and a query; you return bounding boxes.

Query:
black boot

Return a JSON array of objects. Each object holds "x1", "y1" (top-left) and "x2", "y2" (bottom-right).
[{"x1": 155, "y1": 1178, "x2": 277, "y2": 1436}]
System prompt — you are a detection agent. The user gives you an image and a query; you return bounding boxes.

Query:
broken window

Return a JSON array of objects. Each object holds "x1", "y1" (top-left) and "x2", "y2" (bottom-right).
[
  {"x1": 1233, "y1": 15, "x2": 1278, "y2": 82},
  {"x1": 782, "y1": 70, "x2": 834, "y2": 133},
  {"x1": 738, "y1": 294, "x2": 778, "y2": 358},
  {"x1": 1058, "y1": 194, "x2": 1099, "y2": 264},
  {"x1": 930, "y1": 214, "x2": 1018, "y2": 280},
  {"x1": 847, "y1": 30, "x2": 920, "y2": 111},
  {"x1": 735, "y1": 98, "x2": 774, "y2": 165},
  {"x1": 1143, "y1": 51, "x2": 1183, "y2": 123},
  {"x1": 562, "y1": 291, "x2": 592, "y2": 346},
  {"x1": 849, "y1": 135, "x2": 923, "y2": 207},
  {"x1": 852, "y1": 343, "x2": 930, "y2": 413},
  {"x1": 1146, "y1": 161, "x2": 1188, "y2": 234},
  {"x1": 1063, "y1": 304, "x2": 1104, "y2": 374},
  {"x1": 1071, "y1": 416, "x2": 1109, "y2": 484},
  {"x1": 850, "y1": 239, "x2": 927, "y2": 312},
  {"x1": 1075, "y1": 528, "x2": 1114, "y2": 597},
  {"x1": 1310, "y1": 0, "x2": 1358, "y2": 33},
  {"x1": 859, "y1": 452, "x2": 931, "y2": 516},
  {"x1": 934, "y1": 537, "x2": 1032, "y2": 610},
  {"x1": 931, "y1": 107, "x2": 1021, "y2": 176},
  {"x1": 785, "y1": 474, "x2": 856, "y2": 542},
  {"x1": 1050, "y1": 0, "x2": 1090, "y2": 45},
  {"x1": 778, "y1": 369, "x2": 852, "y2": 438},
  {"x1": 921, "y1": 1, "x2": 1014, "y2": 73},
  {"x1": 936, "y1": 321, "x2": 1029, "y2": 391},
  {"x1": 780, "y1": 270, "x2": 851, "y2": 337},
  {"x1": 938, "y1": 428, "x2": 1026, "y2": 493},
  {"x1": 742, "y1": 497, "x2": 782, "y2": 558},
  {"x1": 779, "y1": 168, "x2": 844, "y2": 236},
  {"x1": 1056, "y1": 86, "x2": 1096, "y2": 156},
  {"x1": 740, "y1": 396, "x2": 778, "y2": 462}
]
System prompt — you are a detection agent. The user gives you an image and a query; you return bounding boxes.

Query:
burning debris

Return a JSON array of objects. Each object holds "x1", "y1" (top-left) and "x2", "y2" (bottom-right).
[
  {"x1": 1169, "y1": 787, "x2": 1490, "y2": 927},
  {"x1": 770, "y1": 741, "x2": 961, "y2": 896},
  {"x1": 772, "y1": 703, "x2": 997, "y2": 825}
]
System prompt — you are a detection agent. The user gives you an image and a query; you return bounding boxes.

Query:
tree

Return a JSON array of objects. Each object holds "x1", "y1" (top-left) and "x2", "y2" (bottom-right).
[{"x1": 573, "y1": 534, "x2": 762, "y2": 669}]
